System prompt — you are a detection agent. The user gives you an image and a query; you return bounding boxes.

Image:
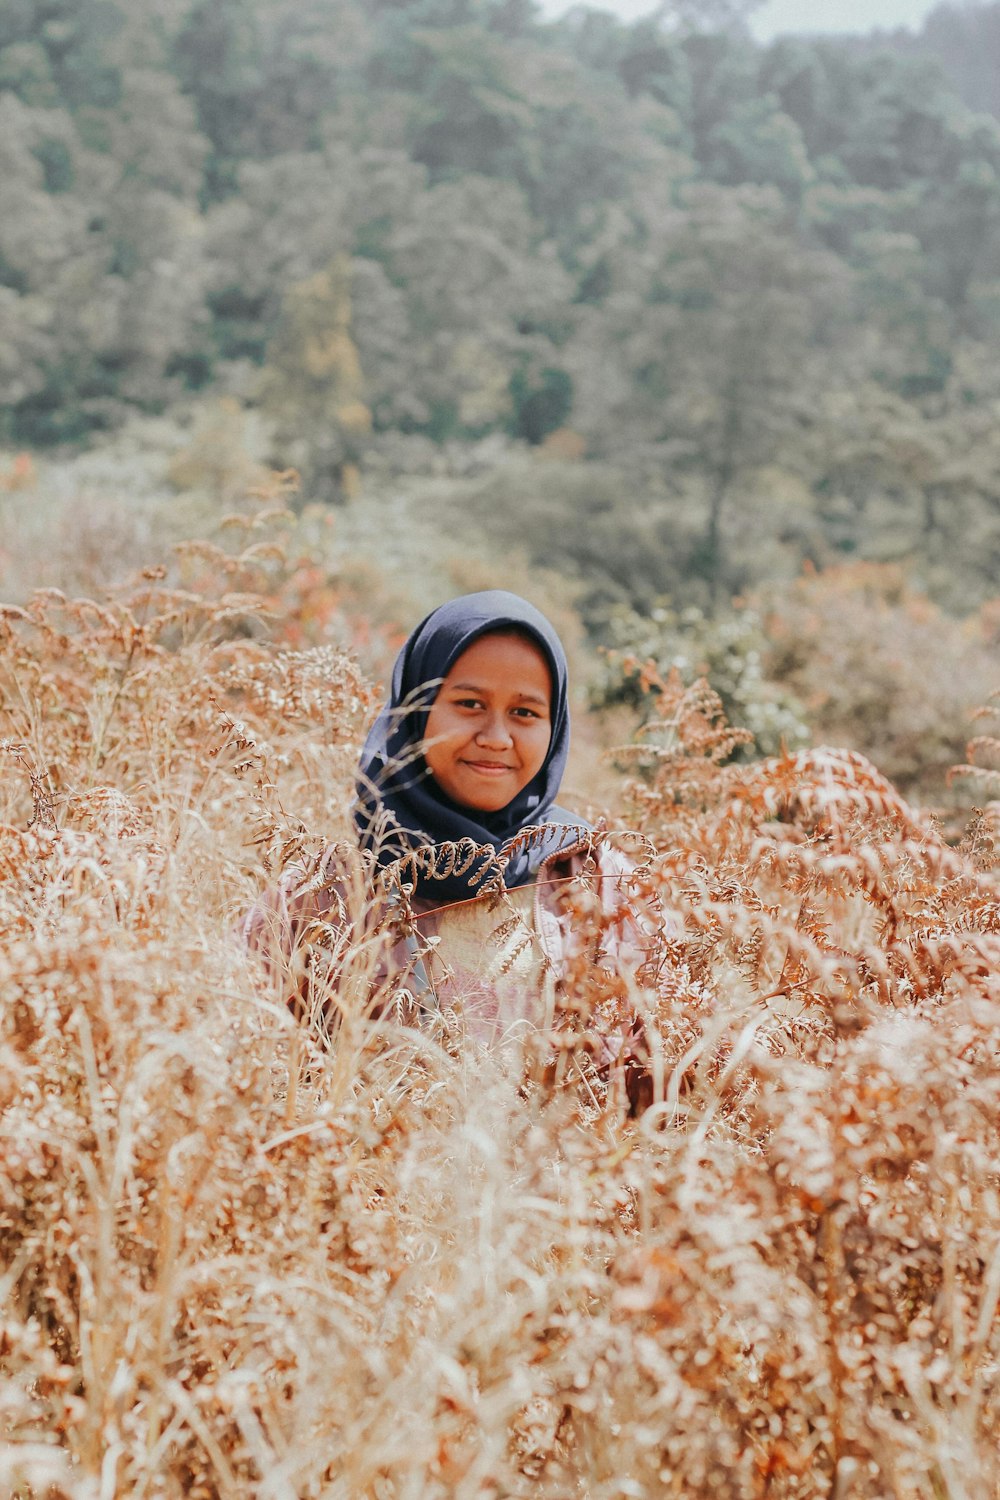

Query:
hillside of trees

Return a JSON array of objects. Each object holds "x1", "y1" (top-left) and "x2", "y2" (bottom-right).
[{"x1": 3, "y1": 0, "x2": 1000, "y2": 614}]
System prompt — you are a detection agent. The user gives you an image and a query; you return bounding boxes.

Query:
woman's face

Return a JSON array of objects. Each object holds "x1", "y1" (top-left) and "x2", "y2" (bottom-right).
[{"x1": 422, "y1": 632, "x2": 553, "y2": 812}]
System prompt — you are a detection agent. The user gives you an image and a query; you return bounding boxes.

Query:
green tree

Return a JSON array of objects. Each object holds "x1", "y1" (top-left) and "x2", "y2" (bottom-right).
[
  {"x1": 0, "y1": 90, "x2": 119, "y2": 439},
  {"x1": 858, "y1": 2, "x2": 1000, "y2": 122},
  {"x1": 508, "y1": 364, "x2": 572, "y2": 443},
  {"x1": 393, "y1": 24, "x2": 533, "y2": 179},
  {"x1": 807, "y1": 356, "x2": 1000, "y2": 610},
  {"x1": 360, "y1": 173, "x2": 572, "y2": 436},
  {"x1": 705, "y1": 94, "x2": 813, "y2": 201},
  {"x1": 262, "y1": 255, "x2": 372, "y2": 499},
  {"x1": 513, "y1": 47, "x2": 645, "y2": 245},
  {"x1": 175, "y1": 0, "x2": 364, "y2": 196},
  {"x1": 611, "y1": 187, "x2": 847, "y2": 599}
]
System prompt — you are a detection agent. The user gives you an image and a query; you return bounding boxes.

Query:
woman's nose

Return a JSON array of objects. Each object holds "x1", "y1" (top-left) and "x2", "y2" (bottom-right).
[{"x1": 475, "y1": 712, "x2": 513, "y2": 748}]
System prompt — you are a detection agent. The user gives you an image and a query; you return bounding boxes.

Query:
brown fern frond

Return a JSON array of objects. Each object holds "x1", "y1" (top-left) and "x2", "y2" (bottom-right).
[{"x1": 381, "y1": 837, "x2": 503, "y2": 895}]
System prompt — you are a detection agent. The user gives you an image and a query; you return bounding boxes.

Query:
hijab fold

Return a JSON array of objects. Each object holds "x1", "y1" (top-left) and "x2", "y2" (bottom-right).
[{"x1": 354, "y1": 591, "x2": 589, "y2": 901}]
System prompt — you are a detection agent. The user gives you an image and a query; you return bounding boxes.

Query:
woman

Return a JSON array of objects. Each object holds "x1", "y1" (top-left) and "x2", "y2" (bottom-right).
[{"x1": 244, "y1": 591, "x2": 656, "y2": 1051}]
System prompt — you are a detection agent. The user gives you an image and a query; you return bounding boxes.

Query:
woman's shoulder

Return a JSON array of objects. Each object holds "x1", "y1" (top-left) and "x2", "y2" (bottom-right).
[
  {"x1": 538, "y1": 830, "x2": 636, "y2": 886},
  {"x1": 534, "y1": 828, "x2": 664, "y2": 943},
  {"x1": 531, "y1": 833, "x2": 629, "y2": 925}
]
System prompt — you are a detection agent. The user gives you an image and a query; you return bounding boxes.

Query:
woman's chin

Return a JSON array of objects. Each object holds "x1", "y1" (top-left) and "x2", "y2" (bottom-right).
[
  {"x1": 456, "y1": 791, "x2": 513, "y2": 814},
  {"x1": 438, "y1": 766, "x2": 521, "y2": 813}
]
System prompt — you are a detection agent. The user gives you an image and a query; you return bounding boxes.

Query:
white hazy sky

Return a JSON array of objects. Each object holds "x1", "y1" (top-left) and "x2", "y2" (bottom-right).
[{"x1": 538, "y1": 0, "x2": 939, "y2": 42}]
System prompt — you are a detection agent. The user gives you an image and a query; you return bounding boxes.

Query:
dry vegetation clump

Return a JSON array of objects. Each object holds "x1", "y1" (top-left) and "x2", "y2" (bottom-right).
[
  {"x1": 1, "y1": 529, "x2": 999, "y2": 1498},
  {"x1": 758, "y1": 562, "x2": 1000, "y2": 806}
]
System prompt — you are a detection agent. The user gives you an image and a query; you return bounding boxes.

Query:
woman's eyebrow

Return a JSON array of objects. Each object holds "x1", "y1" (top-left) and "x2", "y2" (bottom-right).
[{"x1": 447, "y1": 680, "x2": 550, "y2": 707}]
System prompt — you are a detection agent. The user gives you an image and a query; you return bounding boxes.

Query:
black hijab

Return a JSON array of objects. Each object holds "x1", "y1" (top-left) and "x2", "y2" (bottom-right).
[{"x1": 354, "y1": 591, "x2": 589, "y2": 901}]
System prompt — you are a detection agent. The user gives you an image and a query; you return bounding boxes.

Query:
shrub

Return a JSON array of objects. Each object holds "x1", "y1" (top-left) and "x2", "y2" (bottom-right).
[
  {"x1": 759, "y1": 562, "x2": 1000, "y2": 805},
  {"x1": 591, "y1": 598, "x2": 811, "y2": 759}
]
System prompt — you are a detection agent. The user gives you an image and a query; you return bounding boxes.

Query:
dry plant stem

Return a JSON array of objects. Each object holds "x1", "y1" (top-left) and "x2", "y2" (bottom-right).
[
  {"x1": 820, "y1": 1204, "x2": 846, "y2": 1499},
  {"x1": 0, "y1": 739, "x2": 58, "y2": 828},
  {"x1": 88, "y1": 586, "x2": 151, "y2": 775}
]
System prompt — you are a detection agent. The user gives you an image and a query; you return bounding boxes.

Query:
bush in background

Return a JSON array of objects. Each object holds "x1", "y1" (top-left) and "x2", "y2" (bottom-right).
[{"x1": 759, "y1": 562, "x2": 1000, "y2": 805}]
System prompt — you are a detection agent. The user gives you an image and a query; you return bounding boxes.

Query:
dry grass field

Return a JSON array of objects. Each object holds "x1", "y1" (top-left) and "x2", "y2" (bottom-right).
[{"x1": 1, "y1": 489, "x2": 999, "y2": 1499}]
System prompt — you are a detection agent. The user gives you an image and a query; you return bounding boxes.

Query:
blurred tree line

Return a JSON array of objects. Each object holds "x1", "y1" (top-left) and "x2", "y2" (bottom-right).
[
  {"x1": 3, "y1": 0, "x2": 1000, "y2": 608},
  {"x1": 857, "y1": 1, "x2": 1000, "y2": 120}
]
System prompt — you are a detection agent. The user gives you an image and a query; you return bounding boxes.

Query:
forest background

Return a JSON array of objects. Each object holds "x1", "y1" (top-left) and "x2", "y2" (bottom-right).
[{"x1": 3, "y1": 0, "x2": 1000, "y2": 803}]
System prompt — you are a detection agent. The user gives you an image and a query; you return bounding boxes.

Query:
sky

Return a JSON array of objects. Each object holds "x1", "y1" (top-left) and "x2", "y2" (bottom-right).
[{"x1": 537, "y1": 0, "x2": 940, "y2": 42}]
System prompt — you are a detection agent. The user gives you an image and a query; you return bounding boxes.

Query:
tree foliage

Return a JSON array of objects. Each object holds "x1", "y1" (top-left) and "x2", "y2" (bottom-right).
[{"x1": 2, "y1": 0, "x2": 1000, "y2": 603}]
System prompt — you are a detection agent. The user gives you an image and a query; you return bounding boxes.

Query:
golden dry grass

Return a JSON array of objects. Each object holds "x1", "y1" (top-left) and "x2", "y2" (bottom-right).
[{"x1": 1, "y1": 503, "x2": 999, "y2": 1499}]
